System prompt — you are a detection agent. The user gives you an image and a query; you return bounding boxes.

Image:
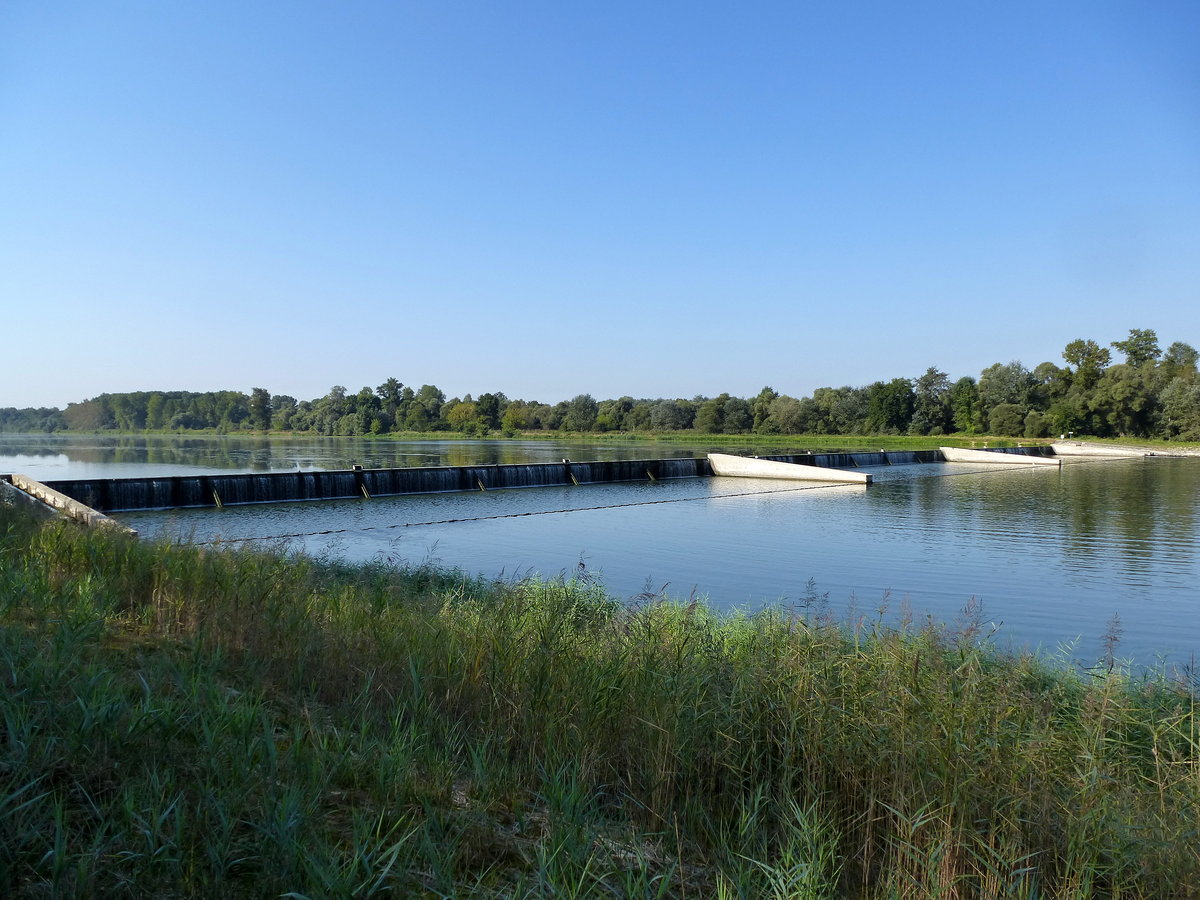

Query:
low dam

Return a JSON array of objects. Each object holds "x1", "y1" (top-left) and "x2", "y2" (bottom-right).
[{"x1": 2, "y1": 447, "x2": 1055, "y2": 515}]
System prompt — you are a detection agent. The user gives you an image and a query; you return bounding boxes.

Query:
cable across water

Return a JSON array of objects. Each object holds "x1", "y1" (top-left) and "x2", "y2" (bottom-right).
[{"x1": 190, "y1": 461, "x2": 1065, "y2": 547}]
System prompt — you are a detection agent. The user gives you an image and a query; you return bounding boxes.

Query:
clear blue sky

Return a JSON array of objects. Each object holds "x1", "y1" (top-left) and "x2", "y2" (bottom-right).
[{"x1": 3, "y1": 1, "x2": 1198, "y2": 408}]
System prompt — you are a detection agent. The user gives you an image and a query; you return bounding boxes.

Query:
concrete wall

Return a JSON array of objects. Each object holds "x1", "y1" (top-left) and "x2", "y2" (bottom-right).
[
  {"x1": 1050, "y1": 441, "x2": 1148, "y2": 458},
  {"x1": 939, "y1": 447, "x2": 1061, "y2": 466},
  {"x1": 9, "y1": 474, "x2": 137, "y2": 534},
  {"x1": 707, "y1": 453, "x2": 873, "y2": 483},
  {"x1": 1, "y1": 478, "x2": 59, "y2": 521}
]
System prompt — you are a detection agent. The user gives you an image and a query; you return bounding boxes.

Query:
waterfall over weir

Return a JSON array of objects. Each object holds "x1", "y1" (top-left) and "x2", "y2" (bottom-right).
[
  {"x1": 27, "y1": 447, "x2": 1049, "y2": 514},
  {"x1": 39, "y1": 458, "x2": 714, "y2": 512},
  {"x1": 757, "y1": 450, "x2": 942, "y2": 468}
]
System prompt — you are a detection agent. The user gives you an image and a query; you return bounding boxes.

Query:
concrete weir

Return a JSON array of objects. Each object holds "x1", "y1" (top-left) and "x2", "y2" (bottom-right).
[
  {"x1": 939, "y1": 446, "x2": 1061, "y2": 466},
  {"x1": 3, "y1": 446, "x2": 1076, "y2": 518},
  {"x1": 18, "y1": 458, "x2": 713, "y2": 513},
  {"x1": 5, "y1": 474, "x2": 137, "y2": 534},
  {"x1": 1050, "y1": 441, "x2": 1149, "y2": 458},
  {"x1": 707, "y1": 453, "x2": 873, "y2": 484}
]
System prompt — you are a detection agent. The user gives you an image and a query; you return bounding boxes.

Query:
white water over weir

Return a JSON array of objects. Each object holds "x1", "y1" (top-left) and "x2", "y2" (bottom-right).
[{"x1": 2, "y1": 446, "x2": 1075, "y2": 516}]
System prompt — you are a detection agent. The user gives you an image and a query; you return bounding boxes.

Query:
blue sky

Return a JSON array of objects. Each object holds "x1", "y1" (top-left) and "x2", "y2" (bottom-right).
[{"x1": 3, "y1": 1, "x2": 1198, "y2": 408}]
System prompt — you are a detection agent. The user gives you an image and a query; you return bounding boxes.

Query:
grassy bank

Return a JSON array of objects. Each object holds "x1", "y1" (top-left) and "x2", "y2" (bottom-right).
[{"x1": 1, "y1": 506, "x2": 1197, "y2": 898}]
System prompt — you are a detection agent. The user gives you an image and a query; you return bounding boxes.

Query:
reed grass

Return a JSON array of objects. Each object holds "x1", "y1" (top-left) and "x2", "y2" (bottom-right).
[{"x1": 1, "y1": 501, "x2": 1197, "y2": 897}]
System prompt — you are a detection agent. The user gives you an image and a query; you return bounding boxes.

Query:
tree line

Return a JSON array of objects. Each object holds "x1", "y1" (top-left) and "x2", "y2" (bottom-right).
[{"x1": 3, "y1": 329, "x2": 1197, "y2": 440}]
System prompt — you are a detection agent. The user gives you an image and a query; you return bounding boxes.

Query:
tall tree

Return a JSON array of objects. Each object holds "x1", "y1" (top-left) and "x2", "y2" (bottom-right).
[
  {"x1": 722, "y1": 396, "x2": 752, "y2": 433},
  {"x1": 561, "y1": 394, "x2": 598, "y2": 432},
  {"x1": 949, "y1": 377, "x2": 980, "y2": 433},
  {"x1": 694, "y1": 395, "x2": 727, "y2": 433},
  {"x1": 1062, "y1": 339, "x2": 1110, "y2": 388},
  {"x1": 865, "y1": 378, "x2": 915, "y2": 434},
  {"x1": 249, "y1": 387, "x2": 272, "y2": 430},
  {"x1": 1111, "y1": 328, "x2": 1161, "y2": 368},
  {"x1": 910, "y1": 367, "x2": 951, "y2": 435},
  {"x1": 475, "y1": 392, "x2": 506, "y2": 430},
  {"x1": 751, "y1": 386, "x2": 778, "y2": 433},
  {"x1": 1161, "y1": 342, "x2": 1199, "y2": 380}
]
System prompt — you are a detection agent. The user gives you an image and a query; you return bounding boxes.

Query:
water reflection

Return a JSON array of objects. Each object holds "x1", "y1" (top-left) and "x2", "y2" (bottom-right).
[
  {"x1": 0, "y1": 434, "x2": 715, "y2": 479},
  {"x1": 0, "y1": 434, "x2": 928, "y2": 480}
]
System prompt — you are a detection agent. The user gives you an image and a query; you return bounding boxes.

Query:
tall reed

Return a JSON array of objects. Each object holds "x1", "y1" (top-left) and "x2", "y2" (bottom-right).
[{"x1": 1, "y1": 503, "x2": 1196, "y2": 897}]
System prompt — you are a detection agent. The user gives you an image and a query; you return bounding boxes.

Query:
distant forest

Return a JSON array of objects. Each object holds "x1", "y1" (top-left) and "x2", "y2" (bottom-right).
[{"x1": 4, "y1": 329, "x2": 1198, "y2": 441}]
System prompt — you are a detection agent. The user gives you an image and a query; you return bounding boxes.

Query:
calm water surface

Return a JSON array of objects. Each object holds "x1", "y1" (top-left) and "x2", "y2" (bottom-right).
[
  {"x1": 4, "y1": 435, "x2": 1197, "y2": 665},
  {"x1": 0, "y1": 433, "x2": 722, "y2": 479}
]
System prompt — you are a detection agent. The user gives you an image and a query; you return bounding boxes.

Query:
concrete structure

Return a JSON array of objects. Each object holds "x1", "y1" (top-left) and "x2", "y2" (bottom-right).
[
  {"x1": 939, "y1": 447, "x2": 1061, "y2": 466},
  {"x1": 707, "y1": 453, "x2": 872, "y2": 484},
  {"x1": 8, "y1": 474, "x2": 137, "y2": 534},
  {"x1": 1051, "y1": 441, "x2": 1149, "y2": 458},
  {"x1": 0, "y1": 478, "x2": 58, "y2": 521},
  {"x1": 22, "y1": 459, "x2": 713, "y2": 512}
]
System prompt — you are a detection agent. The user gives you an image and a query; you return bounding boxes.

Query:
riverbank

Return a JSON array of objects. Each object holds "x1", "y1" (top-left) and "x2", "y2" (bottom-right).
[{"x1": 1, "y1": 503, "x2": 1196, "y2": 897}]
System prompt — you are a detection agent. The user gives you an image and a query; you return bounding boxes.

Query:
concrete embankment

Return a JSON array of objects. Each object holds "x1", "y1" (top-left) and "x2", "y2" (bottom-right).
[
  {"x1": 6, "y1": 474, "x2": 137, "y2": 534},
  {"x1": 707, "y1": 453, "x2": 873, "y2": 483},
  {"x1": 1049, "y1": 441, "x2": 1189, "y2": 458},
  {"x1": 939, "y1": 446, "x2": 1061, "y2": 466},
  {"x1": 1, "y1": 478, "x2": 59, "y2": 521}
]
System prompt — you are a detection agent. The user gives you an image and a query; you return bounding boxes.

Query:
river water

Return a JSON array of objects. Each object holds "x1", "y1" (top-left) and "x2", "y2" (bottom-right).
[{"x1": 3, "y1": 434, "x2": 1198, "y2": 667}]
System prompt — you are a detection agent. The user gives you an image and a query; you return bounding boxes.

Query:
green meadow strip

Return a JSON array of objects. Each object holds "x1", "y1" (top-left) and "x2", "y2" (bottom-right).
[{"x1": 1, "y1": 502, "x2": 1197, "y2": 897}]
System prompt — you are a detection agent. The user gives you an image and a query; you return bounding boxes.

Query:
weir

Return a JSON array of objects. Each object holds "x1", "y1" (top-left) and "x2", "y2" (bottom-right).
[
  {"x1": 18, "y1": 458, "x2": 712, "y2": 512},
  {"x1": 708, "y1": 453, "x2": 874, "y2": 483},
  {"x1": 2, "y1": 446, "x2": 1058, "y2": 515},
  {"x1": 939, "y1": 446, "x2": 1061, "y2": 466}
]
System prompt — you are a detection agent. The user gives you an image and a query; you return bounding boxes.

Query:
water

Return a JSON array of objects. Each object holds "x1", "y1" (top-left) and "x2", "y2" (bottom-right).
[
  {"x1": 4, "y1": 434, "x2": 1198, "y2": 665},
  {"x1": 0, "y1": 433, "x2": 722, "y2": 480}
]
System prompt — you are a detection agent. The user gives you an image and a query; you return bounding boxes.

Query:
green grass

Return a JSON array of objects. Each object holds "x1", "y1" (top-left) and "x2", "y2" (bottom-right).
[{"x1": 2, "y1": 503, "x2": 1198, "y2": 897}]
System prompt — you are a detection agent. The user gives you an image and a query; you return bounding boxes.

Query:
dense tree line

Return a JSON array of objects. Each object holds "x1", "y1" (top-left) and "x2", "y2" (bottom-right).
[{"x1": 3, "y1": 329, "x2": 1197, "y2": 440}]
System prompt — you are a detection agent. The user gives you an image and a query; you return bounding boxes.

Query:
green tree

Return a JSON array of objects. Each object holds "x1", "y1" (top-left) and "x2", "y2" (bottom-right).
[
  {"x1": 1111, "y1": 328, "x2": 1160, "y2": 368},
  {"x1": 766, "y1": 395, "x2": 806, "y2": 433},
  {"x1": 561, "y1": 394, "x2": 598, "y2": 432},
  {"x1": 271, "y1": 395, "x2": 298, "y2": 430},
  {"x1": 353, "y1": 386, "x2": 381, "y2": 434},
  {"x1": 649, "y1": 399, "x2": 691, "y2": 430},
  {"x1": 1158, "y1": 376, "x2": 1200, "y2": 439},
  {"x1": 751, "y1": 386, "x2": 778, "y2": 433},
  {"x1": 988, "y1": 403, "x2": 1026, "y2": 436},
  {"x1": 978, "y1": 361, "x2": 1035, "y2": 410},
  {"x1": 501, "y1": 402, "x2": 531, "y2": 433},
  {"x1": 722, "y1": 397, "x2": 752, "y2": 433},
  {"x1": 866, "y1": 378, "x2": 915, "y2": 434},
  {"x1": 375, "y1": 378, "x2": 404, "y2": 430},
  {"x1": 144, "y1": 393, "x2": 166, "y2": 430},
  {"x1": 405, "y1": 385, "x2": 445, "y2": 430},
  {"x1": 376, "y1": 377, "x2": 403, "y2": 406},
  {"x1": 1161, "y1": 342, "x2": 1199, "y2": 380},
  {"x1": 1031, "y1": 361, "x2": 1069, "y2": 410},
  {"x1": 694, "y1": 395, "x2": 727, "y2": 433},
  {"x1": 949, "y1": 377, "x2": 980, "y2": 433},
  {"x1": 1062, "y1": 339, "x2": 1110, "y2": 388},
  {"x1": 830, "y1": 387, "x2": 869, "y2": 434},
  {"x1": 910, "y1": 367, "x2": 950, "y2": 435},
  {"x1": 312, "y1": 386, "x2": 348, "y2": 435},
  {"x1": 446, "y1": 400, "x2": 480, "y2": 432},
  {"x1": 249, "y1": 387, "x2": 272, "y2": 430},
  {"x1": 624, "y1": 401, "x2": 653, "y2": 431},
  {"x1": 1091, "y1": 365, "x2": 1158, "y2": 436},
  {"x1": 596, "y1": 397, "x2": 634, "y2": 432},
  {"x1": 475, "y1": 393, "x2": 505, "y2": 430},
  {"x1": 1023, "y1": 410, "x2": 1050, "y2": 438}
]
